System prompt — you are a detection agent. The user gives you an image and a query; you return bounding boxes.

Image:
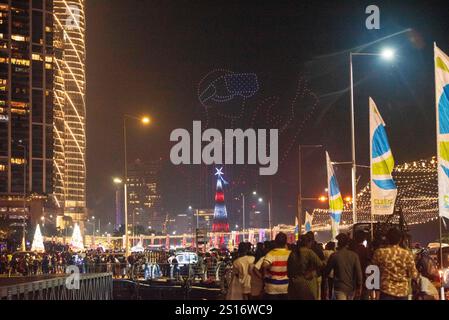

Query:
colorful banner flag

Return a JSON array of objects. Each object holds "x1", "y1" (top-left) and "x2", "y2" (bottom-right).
[
  {"x1": 304, "y1": 211, "x2": 313, "y2": 233},
  {"x1": 294, "y1": 217, "x2": 299, "y2": 240},
  {"x1": 435, "y1": 44, "x2": 449, "y2": 219},
  {"x1": 370, "y1": 97, "x2": 397, "y2": 216},
  {"x1": 326, "y1": 152, "x2": 343, "y2": 240},
  {"x1": 259, "y1": 229, "x2": 265, "y2": 242}
]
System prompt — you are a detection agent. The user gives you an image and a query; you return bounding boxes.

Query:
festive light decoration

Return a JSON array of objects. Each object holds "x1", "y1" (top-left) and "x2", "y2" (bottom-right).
[
  {"x1": 131, "y1": 241, "x2": 145, "y2": 253},
  {"x1": 31, "y1": 225, "x2": 45, "y2": 253},
  {"x1": 311, "y1": 157, "x2": 440, "y2": 230},
  {"x1": 70, "y1": 224, "x2": 84, "y2": 252},
  {"x1": 212, "y1": 168, "x2": 230, "y2": 232},
  {"x1": 199, "y1": 72, "x2": 259, "y2": 105},
  {"x1": 185, "y1": 70, "x2": 320, "y2": 201}
]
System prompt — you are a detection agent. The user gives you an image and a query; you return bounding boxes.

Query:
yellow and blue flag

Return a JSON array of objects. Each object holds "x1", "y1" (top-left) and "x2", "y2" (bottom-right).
[
  {"x1": 370, "y1": 98, "x2": 397, "y2": 215},
  {"x1": 304, "y1": 211, "x2": 313, "y2": 233},
  {"x1": 326, "y1": 152, "x2": 343, "y2": 240}
]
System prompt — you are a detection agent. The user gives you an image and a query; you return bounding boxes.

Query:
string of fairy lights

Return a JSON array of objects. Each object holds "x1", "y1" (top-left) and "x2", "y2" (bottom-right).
[{"x1": 311, "y1": 157, "x2": 440, "y2": 231}]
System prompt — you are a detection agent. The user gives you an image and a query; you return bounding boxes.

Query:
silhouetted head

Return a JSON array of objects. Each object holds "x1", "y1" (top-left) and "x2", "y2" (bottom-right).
[
  {"x1": 274, "y1": 232, "x2": 287, "y2": 248},
  {"x1": 386, "y1": 228, "x2": 402, "y2": 246},
  {"x1": 336, "y1": 233, "x2": 350, "y2": 248},
  {"x1": 325, "y1": 241, "x2": 336, "y2": 251}
]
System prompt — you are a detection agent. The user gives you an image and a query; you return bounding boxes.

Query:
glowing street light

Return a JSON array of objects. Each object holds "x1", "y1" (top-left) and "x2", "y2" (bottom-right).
[
  {"x1": 258, "y1": 198, "x2": 263, "y2": 203},
  {"x1": 113, "y1": 177, "x2": 123, "y2": 184},
  {"x1": 381, "y1": 48, "x2": 395, "y2": 60},
  {"x1": 319, "y1": 195, "x2": 327, "y2": 202},
  {"x1": 141, "y1": 116, "x2": 151, "y2": 125}
]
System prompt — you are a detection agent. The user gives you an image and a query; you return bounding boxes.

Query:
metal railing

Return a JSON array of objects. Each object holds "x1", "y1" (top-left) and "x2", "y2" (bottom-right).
[{"x1": 0, "y1": 273, "x2": 113, "y2": 300}]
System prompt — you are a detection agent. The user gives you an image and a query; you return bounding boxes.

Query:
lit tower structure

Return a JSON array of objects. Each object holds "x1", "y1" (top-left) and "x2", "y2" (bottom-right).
[
  {"x1": 53, "y1": 0, "x2": 86, "y2": 227},
  {"x1": 212, "y1": 167, "x2": 230, "y2": 233}
]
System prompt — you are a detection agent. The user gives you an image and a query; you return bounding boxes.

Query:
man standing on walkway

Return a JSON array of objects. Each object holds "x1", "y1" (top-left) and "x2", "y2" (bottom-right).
[
  {"x1": 324, "y1": 233, "x2": 363, "y2": 300},
  {"x1": 262, "y1": 232, "x2": 291, "y2": 300},
  {"x1": 372, "y1": 228, "x2": 418, "y2": 300}
]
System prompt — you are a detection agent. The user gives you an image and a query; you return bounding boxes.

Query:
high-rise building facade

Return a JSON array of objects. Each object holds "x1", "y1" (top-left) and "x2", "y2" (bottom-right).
[
  {"x1": 0, "y1": 0, "x2": 55, "y2": 227},
  {"x1": 53, "y1": 0, "x2": 86, "y2": 224},
  {"x1": 127, "y1": 159, "x2": 162, "y2": 229}
]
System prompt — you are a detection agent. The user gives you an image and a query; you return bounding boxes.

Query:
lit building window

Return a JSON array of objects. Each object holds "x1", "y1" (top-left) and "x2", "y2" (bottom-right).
[
  {"x1": 11, "y1": 34, "x2": 26, "y2": 42},
  {"x1": 11, "y1": 158, "x2": 25, "y2": 165}
]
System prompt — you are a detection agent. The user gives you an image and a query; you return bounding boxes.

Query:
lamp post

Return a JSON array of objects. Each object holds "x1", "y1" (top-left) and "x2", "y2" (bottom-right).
[
  {"x1": 239, "y1": 191, "x2": 259, "y2": 242},
  {"x1": 113, "y1": 177, "x2": 123, "y2": 231},
  {"x1": 241, "y1": 193, "x2": 245, "y2": 241},
  {"x1": 298, "y1": 144, "x2": 323, "y2": 234},
  {"x1": 255, "y1": 196, "x2": 272, "y2": 240},
  {"x1": 91, "y1": 216, "x2": 95, "y2": 245},
  {"x1": 349, "y1": 48, "x2": 395, "y2": 225},
  {"x1": 16, "y1": 140, "x2": 27, "y2": 251},
  {"x1": 123, "y1": 115, "x2": 151, "y2": 257}
]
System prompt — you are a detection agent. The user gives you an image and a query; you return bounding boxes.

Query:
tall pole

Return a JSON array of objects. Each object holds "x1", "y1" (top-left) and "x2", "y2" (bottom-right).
[
  {"x1": 21, "y1": 145, "x2": 26, "y2": 251},
  {"x1": 242, "y1": 194, "x2": 245, "y2": 242},
  {"x1": 123, "y1": 117, "x2": 129, "y2": 257},
  {"x1": 350, "y1": 53, "x2": 357, "y2": 225},
  {"x1": 115, "y1": 189, "x2": 120, "y2": 230},
  {"x1": 440, "y1": 217, "x2": 445, "y2": 300},
  {"x1": 196, "y1": 209, "x2": 199, "y2": 229},
  {"x1": 268, "y1": 200, "x2": 272, "y2": 241},
  {"x1": 298, "y1": 145, "x2": 302, "y2": 234}
]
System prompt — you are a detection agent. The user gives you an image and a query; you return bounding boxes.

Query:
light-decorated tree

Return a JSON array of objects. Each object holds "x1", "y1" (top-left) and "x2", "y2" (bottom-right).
[
  {"x1": 70, "y1": 223, "x2": 84, "y2": 252},
  {"x1": 212, "y1": 167, "x2": 230, "y2": 233},
  {"x1": 31, "y1": 224, "x2": 45, "y2": 253}
]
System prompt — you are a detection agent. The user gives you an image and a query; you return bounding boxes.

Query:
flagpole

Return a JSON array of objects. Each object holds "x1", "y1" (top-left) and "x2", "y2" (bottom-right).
[
  {"x1": 435, "y1": 42, "x2": 445, "y2": 300},
  {"x1": 369, "y1": 98, "x2": 374, "y2": 241},
  {"x1": 350, "y1": 53, "x2": 357, "y2": 226}
]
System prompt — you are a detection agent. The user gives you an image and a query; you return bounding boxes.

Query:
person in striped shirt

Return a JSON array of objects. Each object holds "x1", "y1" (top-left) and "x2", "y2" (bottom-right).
[{"x1": 262, "y1": 232, "x2": 291, "y2": 300}]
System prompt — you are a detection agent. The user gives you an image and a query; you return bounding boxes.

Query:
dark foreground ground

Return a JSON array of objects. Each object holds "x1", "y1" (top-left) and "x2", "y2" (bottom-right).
[{"x1": 113, "y1": 279, "x2": 224, "y2": 300}]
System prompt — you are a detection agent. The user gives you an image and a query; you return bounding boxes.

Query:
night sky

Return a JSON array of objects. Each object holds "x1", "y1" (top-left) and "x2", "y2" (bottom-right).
[{"x1": 85, "y1": 0, "x2": 449, "y2": 242}]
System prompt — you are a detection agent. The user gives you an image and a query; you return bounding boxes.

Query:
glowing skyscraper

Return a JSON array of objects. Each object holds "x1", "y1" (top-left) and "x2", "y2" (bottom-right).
[{"x1": 53, "y1": 0, "x2": 86, "y2": 224}]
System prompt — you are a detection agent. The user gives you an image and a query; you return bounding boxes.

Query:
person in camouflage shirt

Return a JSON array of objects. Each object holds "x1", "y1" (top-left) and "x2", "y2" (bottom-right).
[{"x1": 372, "y1": 228, "x2": 419, "y2": 300}]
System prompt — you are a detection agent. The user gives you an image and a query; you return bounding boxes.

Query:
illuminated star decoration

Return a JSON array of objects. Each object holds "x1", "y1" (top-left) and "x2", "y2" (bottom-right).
[{"x1": 215, "y1": 167, "x2": 228, "y2": 185}]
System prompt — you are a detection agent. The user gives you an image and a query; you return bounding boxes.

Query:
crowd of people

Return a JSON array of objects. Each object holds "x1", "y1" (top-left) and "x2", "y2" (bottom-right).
[
  {"x1": 1, "y1": 231, "x2": 445, "y2": 301},
  {"x1": 225, "y1": 228, "x2": 443, "y2": 300},
  {"x1": 0, "y1": 243, "x2": 233, "y2": 283},
  {"x1": 0, "y1": 243, "x2": 130, "y2": 277}
]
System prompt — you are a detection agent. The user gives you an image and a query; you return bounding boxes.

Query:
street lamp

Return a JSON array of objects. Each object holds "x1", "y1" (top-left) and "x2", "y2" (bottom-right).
[
  {"x1": 349, "y1": 48, "x2": 396, "y2": 225},
  {"x1": 298, "y1": 144, "x2": 323, "y2": 235},
  {"x1": 113, "y1": 177, "x2": 123, "y2": 232},
  {"x1": 15, "y1": 140, "x2": 27, "y2": 251},
  {"x1": 250, "y1": 193, "x2": 272, "y2": 240},
  {"x1": 380, "y1": 48, "x2": 395, "y2": 60},
  {"x1": 123, "y1": 114, "x2": 151, "y2": 257}
]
